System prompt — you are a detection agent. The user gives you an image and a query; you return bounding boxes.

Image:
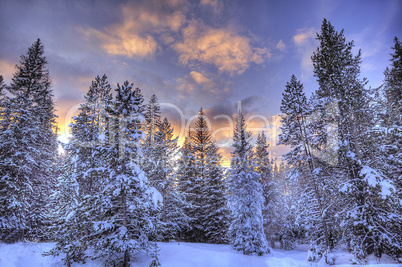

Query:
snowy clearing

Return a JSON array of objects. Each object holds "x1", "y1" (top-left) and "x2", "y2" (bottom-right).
[{"x1": 0, "y1": 242, "x2": 400, "y2": 267}]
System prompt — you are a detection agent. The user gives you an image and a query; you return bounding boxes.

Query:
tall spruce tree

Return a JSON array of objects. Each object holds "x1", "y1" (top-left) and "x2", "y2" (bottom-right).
[
  {"x1": 176, "y1": 131, "x2": 197, "y2": 240},
  {"x1": 47, "y1": 75, "x2": 113, "y2": 265},
  {"x1": 278, "y1": 75, "x2": 335, "y2": 264},
  {"x1": 254, "y1": 132, "x2": 276, "y2": 247},
  {"x1": 152, "y1": 117, "x2": 188, "y2": 241},
  {"x1": 0, "y1": 39, "x2": 58, "y2": 242},
  {"x1": 178, "y1": 108, "x2": 229, "y2": 243},
  {"x1": 142, "y1": 94, "x2": 161, "y2": 163},
  {"x1": 312, "y1": 19, "x2": 401, "y2": 263},
  {"x1": 46, "y1": 149, "x2": 86, "y2": 266},
  {"x1": 203, "y1": 142, "x2": 229, "y2": 244},
  {"x1": 85, "y1": 81, "x2": 159, "y2": 266},
  {"x1": 227, "y1": 109, "x2": 268, "y2": 255},
  {"x1": 144, "y1": 94, "x2": 161, "y2": 144},
  {"x1": 190, "y1": 108, "x2": 212, "y2": 241},
  {"x1": 380, "y1": 37, "x2": 402, "y2": 197},
  {"x1": 141, "y1": 94, "x2": 162, "y2": 223}
]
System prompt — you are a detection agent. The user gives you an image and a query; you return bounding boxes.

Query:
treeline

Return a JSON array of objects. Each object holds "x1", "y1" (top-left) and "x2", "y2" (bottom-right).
[
  {"x1": 0, "y1": 18, "x2": 401, "y2": 266},
  {"x1": 0, "y1": 39, "x2": 278, "y2": 266}
]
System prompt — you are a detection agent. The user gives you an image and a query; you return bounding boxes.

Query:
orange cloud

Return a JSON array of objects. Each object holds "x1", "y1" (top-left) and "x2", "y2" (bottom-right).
[
  {"x1": 190, "y1": 71, "x2": 210, "y2": 84},
  {"x1": 83, "y1": 1, "x2": 187, "y2": 58},
  {"x1": 174, "y1": 20, "x2": 271, "y2": 75},
  {"x1": 85, "y1": 28, "x2": 158, "y2": 58}
]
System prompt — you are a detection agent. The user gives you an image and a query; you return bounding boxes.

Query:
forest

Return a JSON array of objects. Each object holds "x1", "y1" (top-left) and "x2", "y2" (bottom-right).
[{"x1": 0, "y1": 19, "x2": 401, "y2": 266}]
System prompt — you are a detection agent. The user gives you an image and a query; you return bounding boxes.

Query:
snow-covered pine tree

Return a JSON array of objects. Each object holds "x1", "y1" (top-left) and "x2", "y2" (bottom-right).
[
  {"x1": 179, "y1": 108, "x2": 229, "y2": 243},
  {"x1": 0, "y1": 75, "x2": 32, "y2": 243},
  {"x1": 176, "y1": 131, "x2": 197, "y2": 241},
  {"x1": 76, "y1": 75, "x2": 112, "y2": 197},
  {"x1": 188, "y1": 108, "x2": 212, "y2": 242},
  {"x1": 144, "y1": 94, "x2": 161, "y2": 145},
  {"x1": 45, "y1": 150, "x2": 87, "y2": 266},
  {"x1": 278, "y1": 74, "x2": 335, "y2": 263},
  {"x1": 254, "y1": 132, "x2": 276, "y2": 247},
  {"x1": 380, "y1": 37, "x2": 402, "y2": 198},
  {"x1": 46, "y1": 75, "x2": 113, "y2": 265},
  {"x1": 0, "y1": 39, "x2": 58, "y2": 242},
  {"x1": 203, "y1": 142, "x2": 230, "y2": 244},
  {"x1": 141, "y1": 94, "x2": 162, "y2": 231},
  {"x1": 363, "y1": 37, "x2": 402, "y2": 262},
  {"x1": 227, "y1": 109, "x2": 268, "y2": 255},
  {"x1": 273, "y1": 162, "x2": 298, "y2": 251},
  {"x1": 86, "y1": 81, "x2": 159, "y2": 266},
  {"x1": 152, "y1": 117, "x2": 188, "y2": 241},
  {"x1": 312, "y1": 19, "x2": 401, "y2": 264}
]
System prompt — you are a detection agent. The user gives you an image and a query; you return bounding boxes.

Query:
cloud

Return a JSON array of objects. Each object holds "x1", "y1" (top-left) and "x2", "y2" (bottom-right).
[
  {"x1": 174, "y1": 20, "x2": 271, "y2": 75},
  {"x1": 293, "y1": 27, "x2": 315, "y2": 44},
  {"x1": 81, "y1": 2, "x2": 270, "y2": 76},
  {"x1": 175, "y1": 70, "x2": 232, "y2": 102},
  {"x1": 293, "y1": 27, "x2": 317, "y2": 80},
  {"x1": 83, "y1": 1, "x2": 187, "y2": 58},
  {"x1": 85, "y1": 28, "x2": 158, "y2": 58},
  {"x1": 190, "y1": 71, "x2": 211, "y2": 84},
  {"x1": 276, "y1": 40, "x2": 286, "y2": 51}
]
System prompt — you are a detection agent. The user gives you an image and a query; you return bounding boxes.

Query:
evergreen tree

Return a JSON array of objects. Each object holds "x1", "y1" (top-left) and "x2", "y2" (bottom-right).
[
  {"x1": 312, "y1": 19, "x2": 401, "y2": 263},
  {"x1": 227, "y1": 110, "x2": 268, "y2": 255},
  {"x1": 254, "y1": 132, "x2": 276, "y2": 246},
  {"x1": 152, "y1": 118, "x2": 188, "y2": 241},
  {"x1": 278, "y1": 74, "x2": 335, "y2": 264},
  {"x1": 144, "y1": 94, "x2": 161, "y2": 144},
  {"x1": 275, "y1": 162, "x2": 298, "y2": 251},
  {"x1": 45, "y1": 150, "x2": 86, "y2": 266},
  {"x1": 86, "y1": 81, "x2": 159, "y2": 266},
  {"x1": 189, "y1": 108, "x2": 212, "y2": 241},
  {"x1": 47, "y1": 75, "x2": 113, "y2": 265},
  {"x1": 203, "y1": 142, "x2": 230, "y2": 244},
  {"x1": 380, "y1": 37, "x2": 402, "y2": 197},
  {"x1": 0, "y1": 39, "x2": 58, "y2": 242},
  {"x1": 177, "y1": 108, "x2": 229, "y2": 243},
  {"x1": 141, "y1": 94, "x2": 162, "y2": 228},
  {"x1": 176, "y1": 131, "x2": 197, "y2": 240}
]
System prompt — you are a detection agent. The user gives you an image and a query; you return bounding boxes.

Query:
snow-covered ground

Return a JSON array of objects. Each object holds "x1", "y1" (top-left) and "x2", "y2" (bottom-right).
[{"x1": 0, "y1": 242, "x2": 400, "y2": 267}]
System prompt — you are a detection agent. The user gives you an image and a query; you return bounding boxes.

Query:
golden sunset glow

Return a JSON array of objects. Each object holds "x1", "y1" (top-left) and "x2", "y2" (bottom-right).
[{"x1": 1, "y1": 0, "x2": 398, "y2": 163}]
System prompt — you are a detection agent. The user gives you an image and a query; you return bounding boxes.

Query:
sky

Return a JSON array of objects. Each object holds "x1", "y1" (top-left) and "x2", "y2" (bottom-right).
[{"x1": 0, "y1": 0, "x2": 401, "y2": 165}]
